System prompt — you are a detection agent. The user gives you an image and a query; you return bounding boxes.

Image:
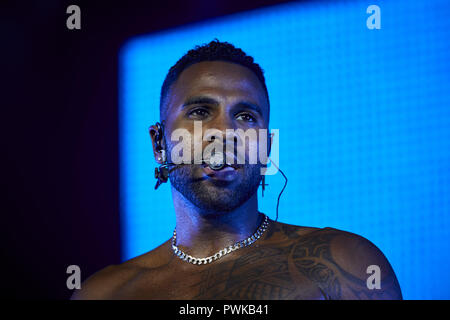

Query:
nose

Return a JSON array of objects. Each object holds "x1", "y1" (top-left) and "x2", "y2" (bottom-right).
[
  {"x1": 202, "y1": 113, "x2": 243, "y2": 163},
  {"x1": 204, "y1": 131, "x2": 239, "y2": 146}
]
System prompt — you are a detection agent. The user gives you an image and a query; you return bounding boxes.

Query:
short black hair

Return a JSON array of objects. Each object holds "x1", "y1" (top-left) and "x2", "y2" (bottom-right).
[{"x1": 160, "y1": 39, "x2": 270, "y2": 120}]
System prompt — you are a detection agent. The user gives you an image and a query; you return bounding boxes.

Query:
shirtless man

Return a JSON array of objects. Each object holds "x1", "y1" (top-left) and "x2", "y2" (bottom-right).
[{"x1": 72, "y1": 40, "x2": 402, "y2": 300}]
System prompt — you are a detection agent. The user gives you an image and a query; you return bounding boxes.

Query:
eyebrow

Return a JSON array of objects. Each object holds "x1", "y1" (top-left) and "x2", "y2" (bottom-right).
[
  {"x1": 182, "y1": 96, "x2": 219, "y2": 108},
  {"x1": 181, "y1": 95, "x2": 263, "y2": 116}
]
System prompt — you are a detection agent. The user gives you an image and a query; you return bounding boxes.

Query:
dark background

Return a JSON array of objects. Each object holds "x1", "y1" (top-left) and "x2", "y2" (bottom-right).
[{"x1": 1, "y1": 0, "x2": 299, "y2": 300}]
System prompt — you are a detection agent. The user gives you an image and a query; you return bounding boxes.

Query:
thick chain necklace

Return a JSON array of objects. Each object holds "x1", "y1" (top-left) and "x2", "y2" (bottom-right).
[{"x1": 171, "y1": 214, "x2": 269, "y2": 265}]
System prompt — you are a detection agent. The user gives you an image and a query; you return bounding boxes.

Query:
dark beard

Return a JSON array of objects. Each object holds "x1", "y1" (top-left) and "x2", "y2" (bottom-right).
[{"x1": 169, "y1": 164, "x2": 262, "y2": 215}]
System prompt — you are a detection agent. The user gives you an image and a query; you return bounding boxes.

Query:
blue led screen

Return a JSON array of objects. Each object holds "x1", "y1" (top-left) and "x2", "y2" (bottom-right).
[{"x1": 119, "y1": 0, "x2": 450, "y2": 299}]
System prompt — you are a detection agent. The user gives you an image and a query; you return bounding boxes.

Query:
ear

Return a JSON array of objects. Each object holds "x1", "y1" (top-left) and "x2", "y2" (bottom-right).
[{"x1": 149, "y1": 124, "x2": 165, "y2": 164}]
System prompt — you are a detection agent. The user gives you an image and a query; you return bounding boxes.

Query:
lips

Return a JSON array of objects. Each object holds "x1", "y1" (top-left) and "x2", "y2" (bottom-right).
[{"x1": 202, "y1": 163, "x2": 239, "y2": 181}]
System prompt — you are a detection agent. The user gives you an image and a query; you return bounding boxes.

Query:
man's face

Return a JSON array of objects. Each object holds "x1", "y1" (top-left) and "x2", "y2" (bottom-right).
[{"x1": 162, "y1": 61, "x2": 270, "y2": 214}]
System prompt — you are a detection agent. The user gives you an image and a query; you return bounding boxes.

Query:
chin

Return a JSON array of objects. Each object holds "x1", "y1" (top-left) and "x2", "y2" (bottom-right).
[{"x1": 193, "y1": 193, "x2": 241, "y2": 214}]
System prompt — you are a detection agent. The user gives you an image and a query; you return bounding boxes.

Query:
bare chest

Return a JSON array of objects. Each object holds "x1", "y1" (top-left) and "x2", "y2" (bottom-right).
[{"x1": 112, "y1": 249, "x2": 328, "y2": 300}]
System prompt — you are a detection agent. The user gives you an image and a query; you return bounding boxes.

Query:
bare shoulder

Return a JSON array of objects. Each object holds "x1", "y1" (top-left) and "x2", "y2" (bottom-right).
[
  {"x1": 71, "y1": 240, "x2": 172, "y2": 300},
  {"x1": 266, "y1": 219, "x2": 322, "y2": 240},
  {"x1": 70, "y1": 263, "x2": 135, "y2": 300},
  {"x1": 271, "y1": 223, "x2": 403, "y2": 300}
]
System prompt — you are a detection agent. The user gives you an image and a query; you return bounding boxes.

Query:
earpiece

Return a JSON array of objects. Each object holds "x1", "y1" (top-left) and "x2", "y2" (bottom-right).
[
  {"x1": 154, "y1": 121, "x2": 165, "y2": 153},
  {"x1": 154, "y1": 121, "x2": 169, "y2": 189}
]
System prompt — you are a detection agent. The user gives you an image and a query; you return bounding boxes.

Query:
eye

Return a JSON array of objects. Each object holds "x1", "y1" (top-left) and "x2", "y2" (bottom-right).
[
  {"x1": 187, "y1": 107, "x2": 210, "y2": 119},
  {"x1": 235, "y1": 112, "x2": 256, "y2": 123}
]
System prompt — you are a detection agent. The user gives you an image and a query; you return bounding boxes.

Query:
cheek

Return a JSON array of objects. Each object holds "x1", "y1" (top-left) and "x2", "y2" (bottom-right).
[{"x1": 233, "y1": 132, "x2": 266, "y2": 165}]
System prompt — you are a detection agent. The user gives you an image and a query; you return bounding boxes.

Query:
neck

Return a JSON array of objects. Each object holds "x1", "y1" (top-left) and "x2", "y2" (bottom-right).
[{"x1": 171, "y1": 186, "x2": 262, "y2": 258}]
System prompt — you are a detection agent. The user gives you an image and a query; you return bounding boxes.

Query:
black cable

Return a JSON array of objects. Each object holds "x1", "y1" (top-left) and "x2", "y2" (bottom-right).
[
  {"x1": 276, "y1": 168, "x2": 288, "y2": 222},
  {"x1": 267, "y1": 158, "x2": 288, "y2": 222},
  {"x1": 269, "y1": 158, "x2": 288, "y2": 221}
]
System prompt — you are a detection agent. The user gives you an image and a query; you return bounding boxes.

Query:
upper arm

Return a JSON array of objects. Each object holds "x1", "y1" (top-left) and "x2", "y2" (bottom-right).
[
  {"x1": 70, "y1": 265, "x2": 124, "y2": 300},
  {"x1": 329, "y1": 229, "x2": 403, "y2": 300}
]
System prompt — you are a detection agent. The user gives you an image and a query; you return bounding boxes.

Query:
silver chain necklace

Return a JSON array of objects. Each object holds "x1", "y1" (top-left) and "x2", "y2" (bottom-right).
[{"x1": 171, "y1": 214, "x2": 269, "y2": 265}]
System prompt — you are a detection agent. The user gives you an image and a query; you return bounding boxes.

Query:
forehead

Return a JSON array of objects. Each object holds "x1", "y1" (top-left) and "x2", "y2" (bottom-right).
[{"x1": 166, "y1": 61, "x2": 269, "y2": 116}]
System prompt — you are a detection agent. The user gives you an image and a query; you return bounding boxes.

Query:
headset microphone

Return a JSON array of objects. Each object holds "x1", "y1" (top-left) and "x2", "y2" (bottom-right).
[
  {"x1": 154, "y1": 156, "x2": 227, "y2": 189},
  {"x1": 207, "y1": 162, "x2": 225, "y2": 170},
  {"x1": 205, "y1": 152, "x2": 226, "y2": 171}
]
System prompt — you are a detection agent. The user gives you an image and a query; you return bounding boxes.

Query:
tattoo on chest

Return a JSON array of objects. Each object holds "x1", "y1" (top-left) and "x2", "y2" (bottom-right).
[{"x1": 193, "y1": 226, "x2": 346, "y2": 300}]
